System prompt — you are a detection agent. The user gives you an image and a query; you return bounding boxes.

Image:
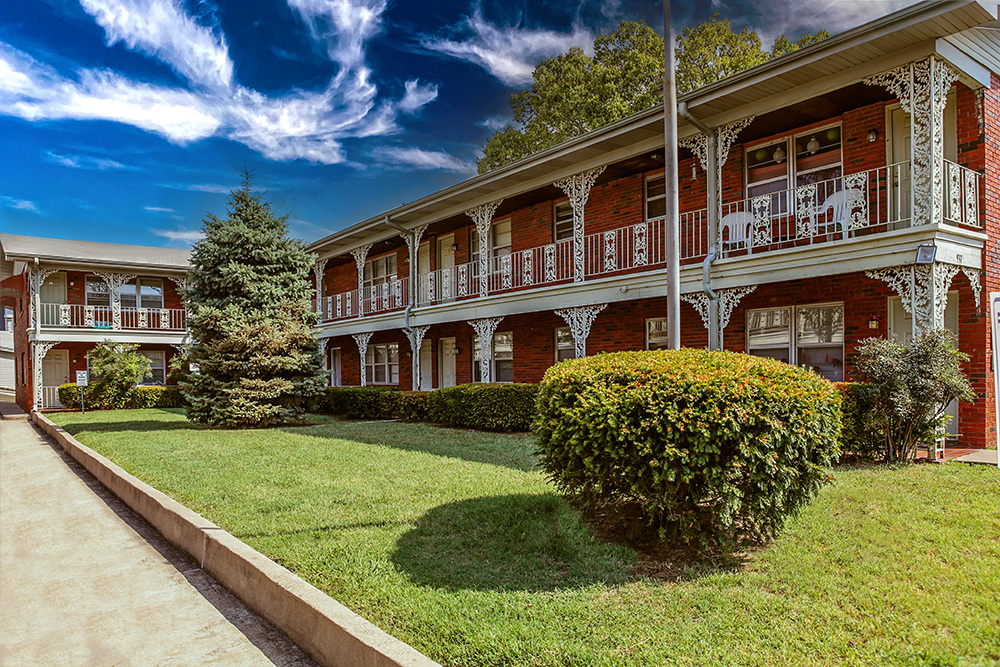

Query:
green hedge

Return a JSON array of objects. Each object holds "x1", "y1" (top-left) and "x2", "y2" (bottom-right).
[
  {"x1": 535, "y1": 350, "x2": 841, "y2": 549},
  {"x1": 321, "y1": 386, "x2": 397, "y2": 420},
  {"x1": 392, "y1": 391, "x2": 429, "y2": 421},
  {"x1": 833, "y1": 382, "x2": 881, "y2": 462},
  {"x1": 427, "y1": 383, "x2": 539, "y2": 432},
  {"x1": 58, "y1": 383, "x2": 184, "y2": 410}
]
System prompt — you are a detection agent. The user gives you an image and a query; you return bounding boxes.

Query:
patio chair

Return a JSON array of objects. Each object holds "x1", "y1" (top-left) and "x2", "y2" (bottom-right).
[
  {"x1": 720, "y1": 211, "x2": 755, "y2": 255},
  {"x1": 818, "y1": 188, "x2": 863, "y2": 237}
]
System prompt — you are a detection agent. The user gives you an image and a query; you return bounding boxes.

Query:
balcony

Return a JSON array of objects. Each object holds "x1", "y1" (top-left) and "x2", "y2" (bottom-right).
[
  {"x1": 320, "y1": 159, "x2": 982, "y2": 324},
  {"x1": 38, "y1": 303, "x2": 187, "y2": 331}
]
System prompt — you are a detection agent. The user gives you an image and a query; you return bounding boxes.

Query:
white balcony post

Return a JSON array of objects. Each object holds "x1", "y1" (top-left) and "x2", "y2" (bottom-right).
[
  {"x1": 313, "y1": 259, "x2": 328, "y2": 320},
  {"x1": 554, "y1": 167, "x2": 605, "y2": 284},
  {"x1": 32, "y1": 341, "x2": 58, "y2": 411},
  {"x1": 398, "y1": 223, "x2": 428, "y2": 313},
  {"x1": 465, "y1": 201, "x2": 503, "y2": 299},
  {"x1": 94, "y1": 272, "x2": 136, "y2": 330},
  {"x1": 555, "y1": 304, "x2": 607, "y2": 358},
  {"x1": 350, "y1": 245, "x2": 372, "y2": 318},
  {"x1": 352, "y1": 332, "x2": 374, "y2": 387},
  {"x1": 468, "y1": 317, "x2": 503, "y2": 383},
  {"x1": 404, "y1": 325, "x2": 430, "y2": 390},
  {"x1": 867, "y1": 263, "x2": 959, "y2": 336},
  {"x1": 681, "y1": 285, "x2": 756, "y2": 350},
  {"x1": 30, "y1": 266, "x2": 59, "y2": 333}
]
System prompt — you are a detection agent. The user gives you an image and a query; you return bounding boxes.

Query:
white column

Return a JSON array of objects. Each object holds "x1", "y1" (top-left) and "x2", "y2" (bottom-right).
[
  {"x1": 464, "y1": 201, "x2": 503, "y2": 299},
  {"x1": 313, "y1": 258, "x2": 328, "y2": 320},
  {"x1": 352, "y1": 332, "x2": 374, "y2": 387},
  {"x1": 404, "y1": 325, "x2": 430, "y2": 390},
  {"x1": 32, "y1": 341, "x2": 58, "y2": 411},
  {"x1": 349, "y1": 245, "x2": 372, "y2": 318},
  {"x1": 555, "y1": 304, "x2": 607, "y2": 358},
  {"x1": 554, "y1": 167, "x2": 605, "y2": 283},
  {"x1": 468, "y1": 317, "x2": 503, "y2": 383},
  {"x1": 94, "y1": 272, "x2": 136, "y2": 330},
  {"x1": 29, "y1": 267, "x2": 59, "y2": 333},
  {"x1": 866, "y1": 263, "x2": 959, "y2": 336}
]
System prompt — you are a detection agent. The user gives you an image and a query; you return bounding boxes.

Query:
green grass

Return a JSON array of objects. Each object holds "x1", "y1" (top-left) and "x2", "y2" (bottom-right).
[{"x1": 51, "y1": 408, "x2": 1000, "y2": 667}]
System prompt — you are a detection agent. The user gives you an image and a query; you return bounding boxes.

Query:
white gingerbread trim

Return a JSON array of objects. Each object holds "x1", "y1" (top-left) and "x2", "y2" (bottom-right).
[
  {"x1": 554, "y1": 167, "x2": 606, "y2": 284},
  {"x1": 555, "y1": 304, "x2": 608, "y2": 359},
  {"x1": 468, "y1": 316, "x2": 504, "y2": 383}
]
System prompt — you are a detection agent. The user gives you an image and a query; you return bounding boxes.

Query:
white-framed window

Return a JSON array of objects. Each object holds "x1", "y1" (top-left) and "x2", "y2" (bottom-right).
[
  {"x1": 745, "y1": 124, "x2": 843, "y2": 213},
  {"x1": 471, "y1": 219, "x2": 512, "y2": 275},
  {"x1": 555, "y1": 327, "x2": 575, "y2": 361},
  {"x1": 140, "y1": 350, "x2": 166, "y2": 385},
  {"x1": 363, "y1": 254, "x2": 397, "y2": 293},
  {"x1": 85, "y1": 277, "x2": 164, "y2": 309},
  {"x1": 746, "y1": 302, "x2": 844, "y2": 381},
  {"x1": 554, "y1": 201, "x2": 573, "y2": 241},
  {"x1": 472, "y1": 331, "x2": 514, "y2": 383},
  {"x1": 646, "y1": 317, "x2": 670, "y2": 350},
  {"x1": 645, "y1": 174, "x2": 666, "y2": 220},
  {"x1": 365, "y1": 342, "x2": 398, "y2": 385},
  {"x1": 85, "y1": 276, "x2": 110, "y2": 306}
]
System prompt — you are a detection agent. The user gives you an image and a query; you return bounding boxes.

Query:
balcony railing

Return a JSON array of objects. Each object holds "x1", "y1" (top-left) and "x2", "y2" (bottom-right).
[
  {"x1": 320, "y1": 159, "x2": 982, "y2": 324},
  {"x1": 39, "y1": 386, "x2": 63, "y2": 409},
  {"x1": 38, "y1": 303, "x2": 187, "y2": 331}
]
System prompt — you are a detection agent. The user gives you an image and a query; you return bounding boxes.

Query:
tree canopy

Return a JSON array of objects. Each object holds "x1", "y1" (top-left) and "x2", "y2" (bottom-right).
[
  {"x1": 182, "y1": 172, "x2": 325, "y2": 427},
  {"x1": 478, "y1": 16, "x2": 829, "y2": 174}
]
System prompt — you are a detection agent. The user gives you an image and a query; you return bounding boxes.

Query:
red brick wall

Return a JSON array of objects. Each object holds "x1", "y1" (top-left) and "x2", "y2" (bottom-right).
[{"x1": 979, "y1": 74, "x2": 1000, "y2": 446}]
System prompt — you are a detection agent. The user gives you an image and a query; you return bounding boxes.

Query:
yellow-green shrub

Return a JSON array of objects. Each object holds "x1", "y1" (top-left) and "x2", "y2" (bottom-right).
[
  {"x1": 427, "y1": 383, "x2": 539, "y2": 431},
  {"x1": 535, "y1": 350, "x2": 841, "y2": 549}
]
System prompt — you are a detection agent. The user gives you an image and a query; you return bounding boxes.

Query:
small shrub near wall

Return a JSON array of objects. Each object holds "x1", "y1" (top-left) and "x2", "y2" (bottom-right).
[
  {"x1": 427, "y1": 383, "x2": 540, "y2": 432},
  {"x1": 535, "y1": 350, "x2": 842, "y2": 550},
  {"x1": 833, "y1": 382, "x2": 882, "y2": 462},
  {"x1": 322, "y1": 386, "x2": 397, "y2": 420},
  {"x1": 58, "y1": 384, "x2": 184, "y2": 410}
]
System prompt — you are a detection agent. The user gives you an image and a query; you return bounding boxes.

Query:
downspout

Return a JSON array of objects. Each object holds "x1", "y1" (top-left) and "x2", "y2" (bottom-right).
[
  {"x1": 678, "y1": 102, "x2": 722, "y2": 350},
  {"x1": 382, "y1": 215, "x2": 420, "y2": 389}
]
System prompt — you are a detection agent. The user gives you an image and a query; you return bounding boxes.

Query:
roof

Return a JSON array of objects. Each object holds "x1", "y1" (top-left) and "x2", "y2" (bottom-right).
[
  {"x1": 0, "y1": 233, "x2": 190, "y2": 271},
  {"x1": 307, "y1": 0, "x2": 999, "y2": 258}
]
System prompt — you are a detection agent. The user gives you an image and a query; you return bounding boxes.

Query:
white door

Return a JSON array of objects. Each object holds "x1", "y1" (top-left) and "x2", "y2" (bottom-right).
[
  {"x1": 419, "y1": 339, "x2": 433, "y2": 390},
  {"x1": 417, "y1": 241, "x2": 430, "y2": 305},
  {"x1": 888, "y1": 293, "x2": 960, "y2": 437},
  {"x1": 888, "y1": 106, "x2": 911, "y2": 225},
  {"x1": 41, "y1": 349, "x2": 69, "y2": 407},
  {"x1": 40, "y1": 272, "x2": 67, "y2": 326},
  {"x1": 438, "y1": 337, "x2": 456, "y2": 388},
  {"x1": 328, "y1": 347, "x2": 341, "y2": 386},
  {"x1": 437, "y1": 234, "x2": 456, "y2": 271},
  {"x1": 436, "y1": 234, "x2": 456, "y2": 303}
]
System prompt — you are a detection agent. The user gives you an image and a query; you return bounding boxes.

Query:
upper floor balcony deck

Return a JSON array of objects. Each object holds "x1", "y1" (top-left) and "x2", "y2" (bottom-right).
[
  {"x1": 37, "y1": 302, "x2": 186, "y2": 331},
  {"x1": 318, "y1": 158, "x2": 983, "y2": 325}
]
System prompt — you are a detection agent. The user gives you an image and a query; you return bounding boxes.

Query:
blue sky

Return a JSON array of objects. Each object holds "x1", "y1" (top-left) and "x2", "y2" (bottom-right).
[{"x1": 0, "y1": 0, "x2": 916, "y2": 248}]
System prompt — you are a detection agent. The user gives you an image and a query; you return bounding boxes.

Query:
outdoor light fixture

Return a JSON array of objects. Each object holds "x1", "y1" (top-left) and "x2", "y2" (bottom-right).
[
  {"x1": 691, "y1": 164, "x2": 697, "y2": 181},
  {"x1": 867, "y1": 129, "x2": 878, "y2": 142},
  {"x1": 772, "y1": 145, "x2": 786, "y2": 163},
  {"x1": 806, "y1": 136, "x2": 821, "y2": 154},
  {"x1": 868, "y1": 315, "x2": 881, "y2": 330},
  {"x1": 451, "y1": 243, "x2": 458, "y2": 251},
  {"x1": 915, "y1": 243, "x2": 937, "y2": 265}
]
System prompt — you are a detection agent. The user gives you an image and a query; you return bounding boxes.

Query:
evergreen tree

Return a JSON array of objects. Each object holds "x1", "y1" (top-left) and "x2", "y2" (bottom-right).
[{"x1": 181, "y1": 172, "x2": 325, "y2": 427}]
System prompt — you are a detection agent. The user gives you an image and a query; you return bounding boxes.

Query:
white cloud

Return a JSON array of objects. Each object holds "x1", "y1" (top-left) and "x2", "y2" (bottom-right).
[
  {"x1": 79, "y1": 0, "x2": 233, "y2": 90},
  {"x1": 46, "y1": 150, "x2": 136, "y2": 170},
  {"x1": 421, "y1": 8, "x2": 594, "y2": 87},
  {"x1": 399, "y1": 79, "x2": 438, "y2": 114},
  {"x1": 0, "y1": 0, "x2": 439, "y2": 166},
  {"x1": 144, "y1": 205, "x2": 175, "y2": 212},
  {"x1": 160, "y1": 182, "x2": 234, "y2": 194},
  {"x1": 742, "y1": 0, "x2": 923, "y2": 47},
  {"x1": 151, "y1": 227, "x2": 204, "y2": 245},
  {"x1": 481, "y1": 114, "x2": 511, "y2": 132},
  {"x1": 371, "y1": 146, "x2": 475, "y2": 173},
  {"x1": 0, "y1": 196, "x2": 39, "y2": 212}
]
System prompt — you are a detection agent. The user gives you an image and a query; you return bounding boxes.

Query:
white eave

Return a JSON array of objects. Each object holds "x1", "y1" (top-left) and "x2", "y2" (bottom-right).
[
  {"x1": 308, "y1": 0, "x2": 999, "y2": 260},
  {"x1": 0, "y1": 233, "x2": 190, "y2": 275}
]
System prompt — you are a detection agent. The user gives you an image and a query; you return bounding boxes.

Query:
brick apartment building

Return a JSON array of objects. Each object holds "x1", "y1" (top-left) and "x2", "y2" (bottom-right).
[{"x1": 308, "y1": 1, "x2": 1000, "y2": 449}]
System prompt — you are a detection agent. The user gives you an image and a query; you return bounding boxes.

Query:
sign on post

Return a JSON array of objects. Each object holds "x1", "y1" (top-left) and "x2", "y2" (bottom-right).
[
  {"x1": 76, "y1": 370, "x2": 89, "y2": 414},
  {"x1": 991, "y1": 293, "x2": 1000, "y2": 464}
]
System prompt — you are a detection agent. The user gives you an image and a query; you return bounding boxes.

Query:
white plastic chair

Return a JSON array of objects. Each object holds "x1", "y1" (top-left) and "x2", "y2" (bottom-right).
[
  {"x1": 818, "y1": 188, "x2": 862, "y2": 237},
  {"x1": 720, "y1": 211, "x2": 755, "y2": 255}
]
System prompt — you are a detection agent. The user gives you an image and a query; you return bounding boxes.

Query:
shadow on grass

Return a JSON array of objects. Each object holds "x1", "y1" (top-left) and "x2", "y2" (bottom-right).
[
  {"x1": 57, "y1": 418, "x2": 202, "y2": 435},
  {"x1": 280, "y1": 421, "x2": 539, "y2": 473},
  {"x1": 391, "y1": 493, "x2": 633, "y2": 592}
]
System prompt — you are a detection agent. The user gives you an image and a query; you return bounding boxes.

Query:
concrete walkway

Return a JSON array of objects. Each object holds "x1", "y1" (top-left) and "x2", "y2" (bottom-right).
[{"x1": 0, "y1": 418, "x2": 319, "y2": 666}]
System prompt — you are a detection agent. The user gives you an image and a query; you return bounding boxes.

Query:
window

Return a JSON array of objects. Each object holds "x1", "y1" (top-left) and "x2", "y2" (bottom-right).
[
  {"x1": 645, "y1": 174, "x2": 666, "y2": 220},
  {"x1": 554, "y1": 201, "x2": 573, "y2": 241},
  {"x1": 472, "y1": 332, "x2": 514, "y2": 383},
  {"x1": 363, "y1": 254, "x2": 397, "y2": 293},
  {"x1": 646, "y1": 318, "x2": 670, "y2": 350},
  {"x1": 746, "y1": 303, "x2": 844, "y2": 381},
  {"x1": 86, "y1": 277, "x2": 110, "y2": 306},
  {"x1": 555, "y1": 327, "x2": 575, "y2": 361},
  {"x1": 745, "y1": 125, "x2": 843, "y2": 215},
  {"x1": 140, "y1": 351, "x2": 166, "y2": 385},
  {"x1": 86, "y1": 277, "x2": 163, "y2": 309},
  {"x1": 365, "y1": 342, "x2": 398, "y2": 385},
  {"x1": 471, "y1": 219, "x2": 511, "y2": 275}
]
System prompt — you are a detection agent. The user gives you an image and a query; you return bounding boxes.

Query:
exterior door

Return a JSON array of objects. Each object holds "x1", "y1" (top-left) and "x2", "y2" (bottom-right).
[
  {"x1": 419, "y1": 339, "x2": 433, "y2": 390},
  {"x1": 40, "y1": 272, "x2": 67, "y2": 326},
  {"x1": 438, "y1": 337, "x2": 456, "y2": 388},
  {"x1": 888, "y1": 292, "x2": 959, "y2": 437},
  {"x1": 328, "y1": 347, "x2": 341, "y2": 386},
  {"x1": 436, "y1": 234, "x2": 456, "y2": 303},
  {"x1": 417, "y1": 240, "x2": 430, "y2": 303},
  {"x1": 888, "y1": 105, "x2": 911, "y2": 225},
  {"x1": 41, "y1": 349, "x2": 69, "y2": 407}
]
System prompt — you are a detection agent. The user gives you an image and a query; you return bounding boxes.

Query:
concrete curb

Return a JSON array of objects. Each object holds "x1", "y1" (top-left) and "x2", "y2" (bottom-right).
[{"x1": 30, "y1": 412, "x2": 441, "y2": 667}]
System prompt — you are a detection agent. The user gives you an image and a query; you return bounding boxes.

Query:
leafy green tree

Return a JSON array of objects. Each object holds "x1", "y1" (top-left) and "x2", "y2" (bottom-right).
[
  {"x1": 854, "y1": 329, "x2": 974, "y2": 462},
  {"x1": 478, "y1": 16, "x2": 829, "y2": 173},
  {"x1": 87, "y1": 340, "x2": 152, "y2": 409},
  {"x1": 182, "y1": 173, "x2": 325, "y2": 428}
]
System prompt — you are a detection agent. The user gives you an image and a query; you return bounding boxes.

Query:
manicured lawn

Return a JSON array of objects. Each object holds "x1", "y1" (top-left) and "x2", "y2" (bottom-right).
[{"x1": 52, "y1": 408, "x2": 1000, "y2": 667}]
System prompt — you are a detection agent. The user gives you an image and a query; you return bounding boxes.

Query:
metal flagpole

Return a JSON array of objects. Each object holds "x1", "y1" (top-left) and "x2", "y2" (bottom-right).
[{"x1": 663, "y1": 0, "x2": 681, "y2": 349}]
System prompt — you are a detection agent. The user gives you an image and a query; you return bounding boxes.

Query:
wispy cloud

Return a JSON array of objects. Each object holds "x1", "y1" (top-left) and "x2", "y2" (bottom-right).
[
  {"x1": 0, "y1": 195, "x2": 39, "y2": 212},
  {"x1": 481, "y1": 114, "x2": 511, "y2": 132},
  {"x1": 0, "y1": 0, "x2": 438, "y2": 165},
  {"x1": 421, "y1": 8, "x2": 594, "y2": 87},
  {"x1": 734, "y1": 0, "x2": 923, "y2": 47},
  {"x1": 150, "y1": 227, "x2": 204, "y2": 245},
  {"x1": 46, "y1": 150, "x2": 137, "y2": 170},
  {"x1": 159, "y1": 182, "x2": 234, "y2": 194},
  {"x1": 371, "y1": 146, "x2": 475, "y2": 173},
  {"x1": 144, "y1": 205, "x2": 175, "y2": 212}
]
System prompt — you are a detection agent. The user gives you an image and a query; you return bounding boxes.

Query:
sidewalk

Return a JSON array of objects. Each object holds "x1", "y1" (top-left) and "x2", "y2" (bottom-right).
[{"x1": 0, "y1": 418, "x2": 318, "y2": 666}]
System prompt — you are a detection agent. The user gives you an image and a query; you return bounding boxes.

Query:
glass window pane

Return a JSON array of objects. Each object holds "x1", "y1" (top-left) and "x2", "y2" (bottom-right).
[
  {"x1": 797, "y1": 305, "x2": 844, "y2": 345},
  {"x1": 646, "y1": 175, "x2": 665, "y2": 198},
  {"x1": 495, "y1": 360, "x2": 514, "y2": 383},
  {"x1": 749, "y1": 348, "x2": 791, "y2": 364},
  {"x1": 388, "y1": 343, "x2": 398, "y2": 363},
  {"x1": 86, "y1": 278, "x2": 110, "y2": 306},
  {"x1": 375, "y1": 345, "x2": 386, "y2": 364},
  {"x1": 646, "y1": 318, "x2": 669, "y2": 350},
  {"x1": 493, "y1": 332, "x2": 513, "y2": 359},
  {"x1": 118, "y1": 279, "x2": 137, "y2": 309},
  {"x1": 386, "y1": 254, "x2": 397, "y2": 275},
  {"x1": 140, "y1": 279, "x2": 163, "y2": 309},
  {"x1": 374, "y1": 365, "x2": 386, "y2": 383},
  {"x1": 554, "y1": 202, "x2": 573, "y2": 241},
  {"x1": 747, "y1": 308, "x2": 792, "y2": 348},
  {"x1": 799, "y1": 346, "x2": 844, "y2": 381}
]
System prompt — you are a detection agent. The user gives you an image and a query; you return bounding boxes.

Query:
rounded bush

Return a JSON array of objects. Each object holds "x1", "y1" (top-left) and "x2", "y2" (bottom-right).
[
  {"x1": 535, "y1": 349, "x2": 841, "y2": 549},
  {"x1": 428, "y1": 383, "x2": 539, "y2": 432}
]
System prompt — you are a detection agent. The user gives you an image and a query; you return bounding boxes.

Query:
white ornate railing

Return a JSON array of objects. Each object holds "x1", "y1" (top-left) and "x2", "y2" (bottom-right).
[
  {"x1": 942, "y1": 159, "x2": 982, "y2": 227},
  {"x1": 39, "y1": 386, "x2": 63, "y2": 409},
  {"x1": 38, "y1": 303, "x2": 186, "y2": 330}
]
